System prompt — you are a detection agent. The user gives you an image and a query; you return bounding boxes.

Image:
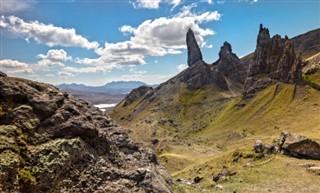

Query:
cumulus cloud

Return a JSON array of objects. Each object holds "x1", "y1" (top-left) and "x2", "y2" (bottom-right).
[
  {"x1": 122, "y1": 68, "x2": 147, "y2": 79},
  {"x1": 46, "y1": 74, "x2": 55, "y2": 77},
  {"x1": 237, "y1": 0, "x2": 258, "y2": 3},
  {"x1": 0, "y1": 16, "x2": 99, "y2": 49},
  {"x1": 0, "y1": 59, "x2": 33, "y2": 74},
  {"x1": 62, "y1": 66, "x2": 108, "y2": 74},
  {"x1": 37, "y1": 49, "x2": 71, "y2": 67},
  {"x1": 57, "y1": 71, "x2": 75, "y2": 79},
  {"x1": 76, "y1": 6, "x2": 220, "y2": 71},
  {"x1": 177, "y1": 63, "x2": 188, "y2": 72},
  {"x1": 0, "y1": 0, "x2": 34, "y2": 14},
  {"x1": 131, "y1": 0, "x2": 182, "y2": 9},
  {"x1": 37, "y1": 49, "x2": 71, "y2": 61}
]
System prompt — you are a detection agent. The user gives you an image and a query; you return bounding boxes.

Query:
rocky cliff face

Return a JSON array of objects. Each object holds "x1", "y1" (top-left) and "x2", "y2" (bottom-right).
[
  {"x1": 187, "y1": 29, "x2": 203, "y2": 67},
  {"x1": 214, "y1": 41, "x2": 247, "y2": 84},
  {"x1": 244, "y1": 24, "x2": 303, "y2": 97},
  {"x1": 123, "y1": 85, "x2": 154, "y2": 107},
  {"x1": 184, "y1": 30, "x2": 246, "y2": 91},
  {"x1": 0, "y1": 72, "x2": 171, "y2": 193}
]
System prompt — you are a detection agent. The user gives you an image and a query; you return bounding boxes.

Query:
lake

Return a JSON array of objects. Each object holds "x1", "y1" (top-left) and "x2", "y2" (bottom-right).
[{"x1": 94, "y1": 103, "x2": 117, "y2": 112}]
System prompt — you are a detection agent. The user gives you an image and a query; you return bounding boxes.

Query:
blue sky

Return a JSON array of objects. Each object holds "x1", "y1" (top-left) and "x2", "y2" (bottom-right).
[{"x1": 0, "y1": 0, "x2": 319, "y2": 86}]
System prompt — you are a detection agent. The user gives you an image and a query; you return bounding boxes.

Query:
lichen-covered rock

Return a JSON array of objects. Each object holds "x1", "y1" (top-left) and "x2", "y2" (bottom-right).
[
  {"x1": 278, "y1": 131, "x2": 320, "y2": 160},
  {"x1": 0, "y1": 76, "x2": 172, "y2": 192},
  {"x1": 244, "y1": 24, "x2": 303, "y2": 98}
]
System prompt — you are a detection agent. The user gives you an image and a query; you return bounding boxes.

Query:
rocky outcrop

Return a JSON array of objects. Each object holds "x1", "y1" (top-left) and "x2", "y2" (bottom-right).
[
  {"x1": 253, "y1": 140, "x2": 277, "y2": 154},
  {"x1": 244, "y1": 24, "x2": 303, "y2": 97},
  {"x1": 0, "y1": 71, "x2": 7, "y2": 77},
  {"x1": 214, "y1": 41, "x2": 247, "y2": 84},
  {"x1": 123, "y1": 85, "x2": 154, "y2": 107},
  {"x1": 278, "y1": 131, "x2": 320, "y2": 160},
  {"x1": 187, "y1": 29, "x2": 203, "y2": 67},
  {"x1": 0, "y1": 72, "x2": 172, "y2": 193},
  {"x1": 212, "y1": 168, "x2": 237, "y2": 182},
  {"x1": 180, "y1": 40, "x2": 246, "y2": 91}
]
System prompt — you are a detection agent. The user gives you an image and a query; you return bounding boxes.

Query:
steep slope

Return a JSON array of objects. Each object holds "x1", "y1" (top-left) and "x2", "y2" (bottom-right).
[
  {"x1": 0, "y1": 72, "x2": 171, "y2": 193},
  {"x1": 111, "y1": 29, "x2": 246, "y2": 145},
  {"x1": 111, "y1": 25, "x2": 320, "y2": 193},
  {"x1": 291, "y1": 28, "x2": 320, "y2": 59}
]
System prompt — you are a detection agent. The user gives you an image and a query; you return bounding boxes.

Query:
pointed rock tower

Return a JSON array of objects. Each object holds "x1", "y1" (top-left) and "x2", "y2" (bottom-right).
[
  {"x1": 214, "y1": 41, "x2": 247, "y2": 84},
  {"x1": 244, "y1": 24, "x2": 303, "y2": 97},
  {"x1": 186, "y1": 29, "x2": 203, "y2": 66}
]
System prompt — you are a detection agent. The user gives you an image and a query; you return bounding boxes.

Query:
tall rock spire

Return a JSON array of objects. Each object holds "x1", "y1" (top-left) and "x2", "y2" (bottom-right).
[{"x1": 186, "y1": 29, "x2": 203, "y2": 66}]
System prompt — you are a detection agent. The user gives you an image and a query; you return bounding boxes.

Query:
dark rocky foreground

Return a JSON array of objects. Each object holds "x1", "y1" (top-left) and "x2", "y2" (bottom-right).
[{"x1": 0, "y1": 73, "x2": 172, "y2": 193}]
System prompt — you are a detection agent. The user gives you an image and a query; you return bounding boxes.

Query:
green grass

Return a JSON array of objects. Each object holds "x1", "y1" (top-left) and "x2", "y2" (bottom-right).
[
  {"x1": 19, "y1": 169, "x2": 37, "y2": 185},
  {"x1": 111, "y1": 82, "x2": 320, "y2": 192}
]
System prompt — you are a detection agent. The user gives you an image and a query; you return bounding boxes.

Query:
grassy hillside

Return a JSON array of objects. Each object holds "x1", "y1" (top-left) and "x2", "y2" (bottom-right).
[{"x1": 110, "y1": 53, "x2": 320, "y2": 192}]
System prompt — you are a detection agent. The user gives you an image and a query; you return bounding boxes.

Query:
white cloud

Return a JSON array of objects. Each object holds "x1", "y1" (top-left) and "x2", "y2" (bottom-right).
[
  {"x1": 0, "y1": 16, "x2": 99, "y2": 49},
  {"x1": 0, "y1": 59, "x2": 34, "y2": 74},
  {"x1": 119, "y1": 25, "x2": 135, "y2": 35},
  {"x1": 37, "y1": 59, "x2": 65, "y2": 67},
  {"x1": 0, "y1": 0, "x2": 33, "y2": 14},
  {"x1": 76, "y1": 6, "x2": 220, "y2": 72},
  {"x1": 131, "y1": 0, "x2": 162, "y2": 9},
  {"x1": 46, "y1": 74, "x2": 55, "y2": 77},
  {"x1": 62, "y1": 66, "x2": 108, "y2": 74},
  {"x1": 122, "y1": 68, "x2": 147, "y2": 78},
  {"x1": 200, "y1": 0, "x2": 213, "y2": 4},
  {"x1": 130, "y1": 0, "x2": 182, "y2": 9},
  {"x1": 57, "y1": 71, "x2": 75, "y2": 79},
  {"x1": 0, "y1": 59, "x2": 28, "y2": 68},
  {"x1": 177, "y1": 63, "x2": 188, "y2": 72},
  {"x1": 37, "y1": 49, "x2": 71, "y2": 62},
  {"x1": 7, "y1": 69, "x2": 34, "y2": 74},
  {"x1": 37, "y1": 49, "x2": 71, "y2": 67},
  {"x1": 237, "y1": 0, "x2": 258, "y2": 3}
]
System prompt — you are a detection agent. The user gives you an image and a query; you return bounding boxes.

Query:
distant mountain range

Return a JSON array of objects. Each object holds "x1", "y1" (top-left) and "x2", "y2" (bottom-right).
[{"x1": 57, "y1": 81, "x2": 148, "y2": 95}]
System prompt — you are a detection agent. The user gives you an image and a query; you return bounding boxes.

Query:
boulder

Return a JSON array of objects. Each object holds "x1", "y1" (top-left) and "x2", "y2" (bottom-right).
[
  {"x1": 279, "y1": 131, "x2": 320, "y2": 160},
  {"x1": 193, "y1": 176, "x2": 203, "y2": 183},
  {"x1": 212, "y1": 168, "x2": 237, "y2": 182},
  {"x1": 0, "y1": 75, "x2": 172, "y2": 192},
  {"x1": 0, "y1": 71, "x2": 7, "y2": 77},
  {"x1": 254, "y1": 140, "x2": 277, "y2": 154},
  {"x1": 307, "y1": 167, "x2": 320, "y2": 175}
]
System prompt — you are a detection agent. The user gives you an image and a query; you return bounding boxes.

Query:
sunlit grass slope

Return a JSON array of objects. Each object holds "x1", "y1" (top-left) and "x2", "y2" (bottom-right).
[{"x1": 111, "y1": 69, "x2": 320, "y2": 192}]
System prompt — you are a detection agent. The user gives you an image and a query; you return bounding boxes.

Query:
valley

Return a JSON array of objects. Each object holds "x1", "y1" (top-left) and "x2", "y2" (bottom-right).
[{"x1": 111, "y1": 26, "x2": 320, "y2": 192}]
